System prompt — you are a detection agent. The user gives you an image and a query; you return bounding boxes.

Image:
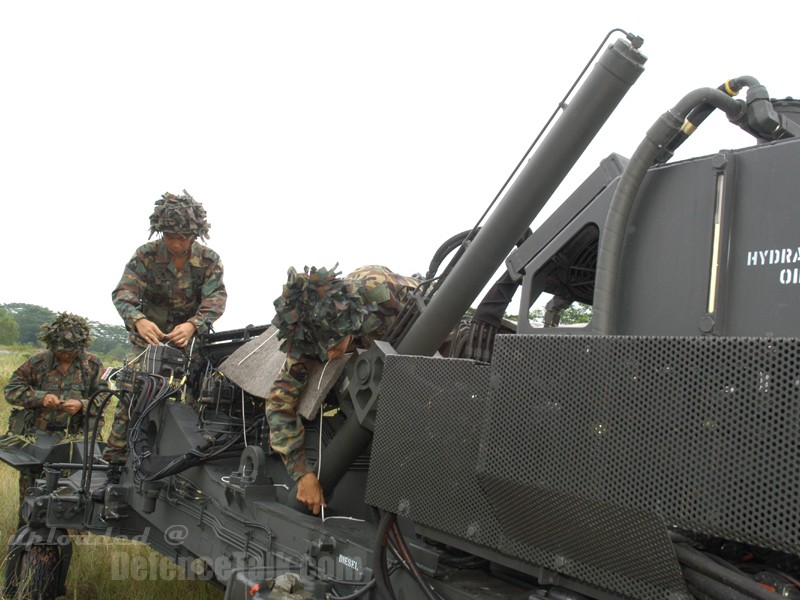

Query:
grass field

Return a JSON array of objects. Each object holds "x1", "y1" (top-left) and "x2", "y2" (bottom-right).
[{"x1": 0, "y1": 347, "x2": 223, "y2": 599}]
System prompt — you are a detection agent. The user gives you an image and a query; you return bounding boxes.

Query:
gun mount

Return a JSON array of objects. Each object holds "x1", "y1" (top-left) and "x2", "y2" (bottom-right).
[{"x1": 4, "y1": 29, "x2": 800, "y2": 600}]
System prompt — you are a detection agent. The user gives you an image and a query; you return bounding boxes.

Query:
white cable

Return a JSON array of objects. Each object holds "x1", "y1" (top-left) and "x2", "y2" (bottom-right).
[
  {"x1": 314, "y1": 359, "x2": 365, "y2": 523},
  {"x1": 317, "y1": 400, "x2": 324, "y2": 479},
  {"x1": 322, "y1": 514, "x2": 366, "y2": 523},
  {"x1": 318, "y1": 360, "x2": 330, "y2": 391},
  {"x1": 317, "y1": 363, "x2": 328, "y2": 519},
  {"x1": 237, "y1": 330, "x2": 278, "y2": 366},
  {"x1": 241, "y1": 388, "x2": 248, "y2": 447}
]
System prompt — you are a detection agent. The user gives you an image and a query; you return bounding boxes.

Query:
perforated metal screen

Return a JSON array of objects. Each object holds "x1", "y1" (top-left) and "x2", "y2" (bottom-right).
[
  {"x1": 480, "y1": 335, "x2": 800, "y2": 553},
  {"x1": 367, "y1": 335, "x2": 800, "y2": 599},
  {"x1": 366, "y1": 358, "x2": 505, "y2": 548}
]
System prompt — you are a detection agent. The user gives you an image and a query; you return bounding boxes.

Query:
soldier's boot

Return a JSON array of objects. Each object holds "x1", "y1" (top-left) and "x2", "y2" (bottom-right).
[{"x1": 92, "y1": 463, "x2": 123, "y2": 503}]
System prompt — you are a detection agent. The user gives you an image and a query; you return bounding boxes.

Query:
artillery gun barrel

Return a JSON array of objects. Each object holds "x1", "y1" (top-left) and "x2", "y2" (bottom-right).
[
  {"x1": 315, "y1": 37, "x2": 648, "y2": 503},
  {"x1": 397, "y1": 37, "x2": 646, "y2": 356}
]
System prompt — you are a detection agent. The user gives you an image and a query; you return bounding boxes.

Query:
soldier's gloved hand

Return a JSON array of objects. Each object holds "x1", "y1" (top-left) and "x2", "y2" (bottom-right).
[
  {"x1": 61, "y1": 399, "x2": 83, "y2": 415},
  {"x1": 164, "y1": 322, "x2": 197, "y2": 349},
  {"x1": 134, "y1": 318, "x2": 166, "y2": 346},
  {"x1": 42, "y1": 393, "x2": 61, "y2": 409}
]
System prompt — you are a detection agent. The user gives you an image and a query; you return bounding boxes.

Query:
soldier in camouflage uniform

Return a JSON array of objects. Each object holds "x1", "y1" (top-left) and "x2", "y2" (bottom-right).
[
  {"x1": 269, "y1": 265, "x2": 418, "y2": 514},
  {"x1": 98, "y1": 191, "x2": 226, "y2": 499},
  {"x1": 111, "y1": 190, "x2": 226, "y2": 350},
  {"x1": 3, "y1": 313, "x2": 106, "y2": 523}
]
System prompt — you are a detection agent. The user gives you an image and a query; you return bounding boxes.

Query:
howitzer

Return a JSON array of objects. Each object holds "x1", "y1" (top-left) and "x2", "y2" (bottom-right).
[{"x1": 5, "y1": 28, "x2": 800, "y2": 600}]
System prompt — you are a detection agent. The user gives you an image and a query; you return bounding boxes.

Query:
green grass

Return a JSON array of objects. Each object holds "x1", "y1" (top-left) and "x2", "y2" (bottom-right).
[{"x1": 0, "y1": 348, "x2": 223, "y2": 599}]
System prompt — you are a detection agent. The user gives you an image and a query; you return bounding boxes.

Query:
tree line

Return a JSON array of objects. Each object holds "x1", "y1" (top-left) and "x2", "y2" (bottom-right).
[
  {"x1": 0, "y1": 300, "x2": 593, "y2": 358},
  {"x1": 0, "y1": 303, "x2": 130, "y2": 360}
]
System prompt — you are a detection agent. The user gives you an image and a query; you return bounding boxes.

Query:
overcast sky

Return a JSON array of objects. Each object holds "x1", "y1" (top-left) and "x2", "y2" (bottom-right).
[{"x1": 1, "y1": 1, "x2": 796, "y2": 332}]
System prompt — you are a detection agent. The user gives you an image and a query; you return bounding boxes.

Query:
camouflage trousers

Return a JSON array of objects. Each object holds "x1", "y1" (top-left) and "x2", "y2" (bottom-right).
[
  {"x1": 102, "y1": 344, "x2": 142, "y2": 466},
  {"x1": 102, "y1": 395, "x2": 129, "y2": 465}
]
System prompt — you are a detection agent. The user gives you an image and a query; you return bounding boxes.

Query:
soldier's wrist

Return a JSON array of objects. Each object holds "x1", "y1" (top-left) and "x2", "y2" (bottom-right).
[
  {"x1": 291, "y1": 469, "x2": 313, "y2": 482},
  {"x1": 29, "y1": 391, "x2": 47, "y2": 408}
]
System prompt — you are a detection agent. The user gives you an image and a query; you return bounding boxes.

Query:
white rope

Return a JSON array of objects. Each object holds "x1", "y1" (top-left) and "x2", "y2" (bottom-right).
[
  {"x1": 241, "y1": 388, "x2": 248, "y2": 447},
  {"x1": 237, "y1": 330, "x2": 278, "y2": 366}
]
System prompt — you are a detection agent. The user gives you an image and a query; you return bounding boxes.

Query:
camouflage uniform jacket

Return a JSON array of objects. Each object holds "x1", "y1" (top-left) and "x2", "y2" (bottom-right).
[
  {"x1": 267, "y1": 265, "x2": 418, "y2": 480},
  {"x1": 112, "y1": 240, "x2": 227, "y2": 347},
  {"x1": 4, "y1": 350, "x2": 106, "y2": 434}
]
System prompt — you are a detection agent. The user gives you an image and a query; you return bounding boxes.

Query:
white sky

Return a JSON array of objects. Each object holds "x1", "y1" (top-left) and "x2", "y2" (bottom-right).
[{"x1": 1, "y1": 1, "x2": 796, "y2": 332}]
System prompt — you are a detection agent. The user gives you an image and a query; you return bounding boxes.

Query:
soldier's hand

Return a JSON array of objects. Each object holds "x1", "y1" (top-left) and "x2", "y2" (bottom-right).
[
  {"x1": 42, "y1": 393, "x2": 61, "y2": 409},
  {"x1": 164, "y1": 322, "x2": 197, "y2": 349},
  {"x1": 61, "y1": 399, "x2": 83, "y2": 415},
  {"x1": 135, "y1": 318, "x2": 165, "y2": 345},
  {"x1": 296, "y1": 472, "x2": 326, "y2": 515}
]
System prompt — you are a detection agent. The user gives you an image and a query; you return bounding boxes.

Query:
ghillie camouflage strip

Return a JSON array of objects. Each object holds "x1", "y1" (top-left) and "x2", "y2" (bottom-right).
[
  {"x1": 148, "y1": 189, "x2": 211, "y2": 240},
  {"x1": 267, "y1": 265, "x2": 418, "y2": 479},
  {"x1": 38, "y1": 312, "x2": 92, "y2": 350}
]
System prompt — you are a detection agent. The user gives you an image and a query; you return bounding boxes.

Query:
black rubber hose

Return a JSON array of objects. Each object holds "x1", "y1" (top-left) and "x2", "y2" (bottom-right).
[
  {"x1": 674, "y1": 544, "x2": 779, "y2": 600},
  {"x1": 686, "y1": 582, "x2": 712, "y2": 600},
  {"x1": 80, "y1": 388, "x2": 120, "y2": 494},
  {"x1": 682, "y1": 565, "x2": 758, "y2": 600},
  {"x1": 592, "y1": 87, "x2": 745, "y2": 335},
  {"x1": 425, "y1": 229, "x2": 475, "y2": 283},
  {"x1": 372, "y1": 511, "x2": 397, "y2": 600},
  {"x1": 328, "y1": 578, "x2": 376, "y2": 599},
  {"x1": 655, "y1": 77, "x2": 761, "y2": 163},
  {"x1": 390, "y1": 521, "x2": 442, "y2": 600}
]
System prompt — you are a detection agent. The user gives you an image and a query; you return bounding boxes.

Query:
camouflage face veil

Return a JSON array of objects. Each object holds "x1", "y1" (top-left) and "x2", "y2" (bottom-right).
[
  {"x1": 38, "y1": 312, "x2": 92, "y2": 351},
  {"x1": 272, "y1": 265, "x2": 369, "y2": 361},
  {"x1": 148, "y1": 190, "x2": 211, "y2": 240}
]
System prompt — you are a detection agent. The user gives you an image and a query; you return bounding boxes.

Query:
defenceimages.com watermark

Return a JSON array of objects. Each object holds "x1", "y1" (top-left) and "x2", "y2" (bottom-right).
[
  {"x1": 111, "y1": 550, "x2": 367, "y2": 583},
  {"x1": 112, "y1": 550, "x2": 263, "y2": 582}
]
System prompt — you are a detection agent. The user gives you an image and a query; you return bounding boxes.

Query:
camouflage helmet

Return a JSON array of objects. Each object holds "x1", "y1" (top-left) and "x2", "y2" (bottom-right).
[
  {"x1": 272, "y1": 265, "x2": 369, "y2": 361},
  {"x1": 148, "y1": 190, "x2": 210, "y2": 240},
  {"x1": 38, "y1": 312, "x2": 92, "y2": 351}
]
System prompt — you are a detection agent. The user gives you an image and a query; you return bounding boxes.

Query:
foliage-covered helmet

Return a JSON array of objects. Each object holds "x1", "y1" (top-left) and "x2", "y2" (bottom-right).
[
  {"x1": 272, "y1": 265, "x2": 369, "y2": 361},
  {"x1": 148, "y1": 190, "x2": 210, "y2": 240},
  {"x1": 38, "y1": 312, "x2": 92, "y2": 351}
]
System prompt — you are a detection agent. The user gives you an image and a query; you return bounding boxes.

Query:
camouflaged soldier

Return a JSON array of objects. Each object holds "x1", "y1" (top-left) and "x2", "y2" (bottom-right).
[
  {"x1": 98, "y1": 191, "x2": 227, "y2": 502},
  {"x1": 112, "y1": 189, "x2": 227, "y2": 350},
  {"x1": 269, "y1": 264, "x2": 418, "y2": 515},
  {"x1": 3, "y1": 312, "x2": 106, "y2": 523}
]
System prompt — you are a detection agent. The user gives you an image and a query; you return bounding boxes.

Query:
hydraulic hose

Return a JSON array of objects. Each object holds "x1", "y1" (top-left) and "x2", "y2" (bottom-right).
[
  {"x1": 390, "y1": 521, "x2": 442, "y2": 600},
  {"x1": 592, "y1": 87, "x2": 745, "y2": 335},
  {"x1": 674, "y1": 544, "x2": 779, "y2": 600},
  {"x1": 654, "y1": 77, "x2": 764, "y2": 163},
  {"x1": 372, "y1": 511, "x2": 398, "y2": 600},
  {"x1": 682, "y1": 566, "x2": 758, "y2": 600},
  {"x1": 80, "y1": 388, "x2": 120, "y2": 494},
  {"x1": 424, "y1": 229, "x2": 475, "y2": 284}
]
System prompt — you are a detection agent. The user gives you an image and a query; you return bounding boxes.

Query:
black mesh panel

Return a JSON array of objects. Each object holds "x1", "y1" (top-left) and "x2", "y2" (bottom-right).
[{"x1": 367, "y1": 335, "x2": 800, "y2": 598}]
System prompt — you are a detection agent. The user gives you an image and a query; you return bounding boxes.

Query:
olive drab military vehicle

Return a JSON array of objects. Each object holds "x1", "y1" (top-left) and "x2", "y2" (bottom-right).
[{"x1": 3, "y1": 29, "x2": 800, "y2": 599}]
